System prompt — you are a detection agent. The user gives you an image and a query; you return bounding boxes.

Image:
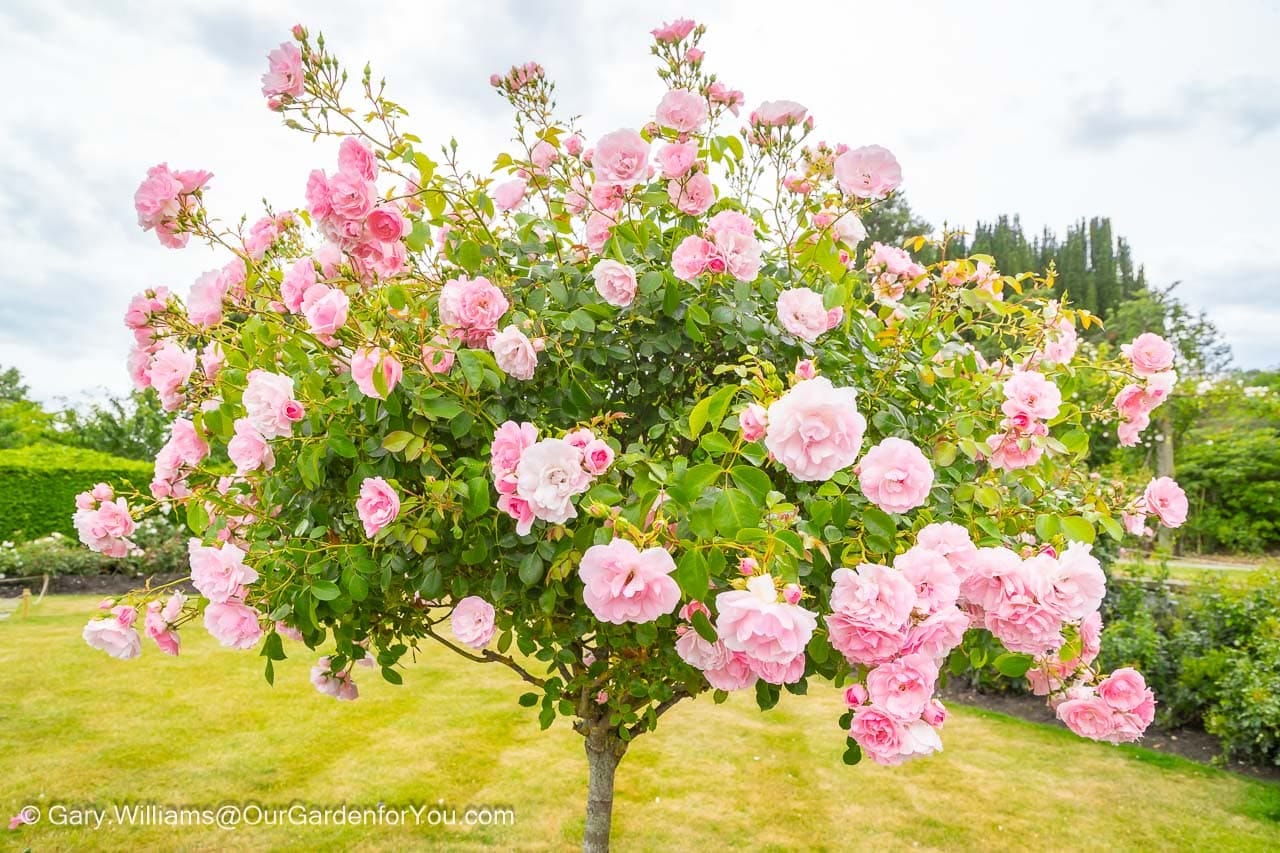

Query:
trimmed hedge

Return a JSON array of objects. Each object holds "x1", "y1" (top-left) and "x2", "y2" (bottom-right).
[{"x1": 0, "y1": 444, "x2": 153, "y2": 543}]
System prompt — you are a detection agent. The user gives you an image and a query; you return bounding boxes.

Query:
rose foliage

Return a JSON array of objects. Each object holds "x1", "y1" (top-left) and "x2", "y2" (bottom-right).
[{"x1": 84, "y1": 20, "x2": 1191, "y2": 774}]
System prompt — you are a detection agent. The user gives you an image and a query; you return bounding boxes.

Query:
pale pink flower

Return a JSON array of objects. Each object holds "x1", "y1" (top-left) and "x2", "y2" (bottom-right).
[
  {"x1": 859, "y1": 438, "x2": 934, "y2": 513},
  {"x1": 490, "y1": 325, "x2": 540, "y2": 380},
  {"x1": 579, "y1": 539, "x2": 681, "y2": 624},
  {"x1": 676, "y1": 629, "x2": 732, "y2": 671},
  {"x1": 752, "y1": 100, "x2": 807, "y2": 127},
  {"x1": 530, "y1": 140, "x2": 559, "y2": 171},
  {"x1": 189, "y1": 539, "x2": 258, "y2": 603},
  {"x1": 582, "y1": 439, "x2": 615, "y2": 475},
  {"x1": 1122, "y1": 332, "x2": 1175, "y2": 376},
  {"x1": 451, "y1": 596, "x2": 497, "y2": 648},
  {"x1": 764, "y1": 377, "x2": 866, "y2": 481},
  {"x1": 902, "y1": 606, "x2": 969, "y2": 661},
  {"x1": 1002, "y1": 371, "x2": 1062, "y2": 420},
  {"x1": 739, "y1": 403, "x2": 767, "y2": 442},
  {"x1": 187, "y1": 268, "x2": 229, "y2": 327},
  {"x1": 351, "y1": 346, "x2": 403, "y2": 399},
  {"x1": 585, "y1": 211, "x2": 614, "y2": 253},
  {"x1": 1056, "y1": 694, "x2": 1118, "y2": 742},
  {"x1": 144, "y1": 595, "x2": 184, "y2": 656},
  {"x1": 1046, "y1": 542, "x2": 1106, "y2": 621},
  {"x1": 243, "y1": 370, "x2": 305, "y2": 439},
  {"x1": 492, "y1": 177, "x2": 528, "y2": 212},
  {"x1": 830, "y1": 563, "x2": 916, "y2": 631},
  {"x1": 985, "y1": 421, "x2": 1048, "y2": 470},
  {"x1": 228, "y1": 418, "x2": 274, "y2": 474},
  {"x1": 651, "y1": 17, "x2": 697, "y2": 43},
  {"x1": 713, "y1": 229, "x2": 761, "y2": 281},
  {"x1": 708, "y1": 81, "x2": 745, "y2": 115},
  {"x1": 668, "y1": 172, "x2": 714, "y2": 215},
  {"x1": 844, "y1": 684, "x2": 869, "y2": 707},
  {"x1": 592, "y1": 260, "x2": 638, "y2": 307},
  {"x1": 657, "y1": 141, "x2": 699, "y2": 178},
  {"x1": 148, "y1": 343, "x2": 197, "y2": 411},
  {"x1": 983, "y1": 557, "x2": 1064, "y2": 654},
  {"x1": 515, "y1": 438, "x2": 592, "y2": 525},
  {"x1": 1143, "y1": 476, "x2": 1188, "y2": 527},
  {"x1": 777, "y1": 287, "x2": 835, "y2": 342},
  {"x1": 491, "y1": 420, "x2": 538, "y2": 478},
  {"x1": 356, "y1": 477, "x2": 400, "y2": 537},
  {"x1": 834, "y1": 145, "x2": 902, "y2": 200},
  {"x1": 866, "y1": 653, "x2": 939, "y2": 721},
  {"x1": 848, "y1": 704, "x2": 906, "y2": 765},
  {"x1": 422, "y1": 337, "x2": 456, "y2": 374},
  {"x1": 894, "y1": 546, "x2": 959, "y2": 614},
  {"x1": 281, "y1": 258, "x2": 317, "y2": 313},
  {"x1": 366, "y1": 205, "x2": 405, "y2": 242},
  {"x1": 592, "y1": 129, "x2": 650, "y2": 186},
  {"x1": 261, "y1": 41, "x2": 304, "y2": 98},
  {"x1": 311, "y1": 657, "x2": 359, "y2": 701},
  {"x1": 203, "y1": 600, "x2": 263, "y2": 650},
  {"x1": 338, "y1": 137, "x2": 378, "y2": 181},
  {"x1": 83, "y1": 606, "x2": 143, "y2": 660},
  {"x1": 301, "y1": 284, "x2": 350, "y2": 343},
  {"x1": 703, "y1": 650, "x2": 758, "y2": 691},
  {"x1": 916, "y1": 522, "x2": 978, "y2": 574},
  {"x1": 672, "y1": 235, "x2": 713, "y2": 280},
  {"x1": 656, "y1": 88, "x2": 708, "y2": 132},
  {"x1": 715, "y1": 574, "x2": 818, "y2": 664},
  {"x1": 439, "y1": 275, "x2": 509, "y2": 345}
]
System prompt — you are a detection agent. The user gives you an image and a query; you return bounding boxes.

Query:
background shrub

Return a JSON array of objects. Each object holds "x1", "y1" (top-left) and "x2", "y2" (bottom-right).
[
  {"x1": 0, "y1": 516, "x2": 186, "y2": 579},
  {"x1": 1174, "y1": 429, "x2": 1280, "y2": 554},
  {"x1": 0, "y1": 445, "x2": 153, "y2": 542}
]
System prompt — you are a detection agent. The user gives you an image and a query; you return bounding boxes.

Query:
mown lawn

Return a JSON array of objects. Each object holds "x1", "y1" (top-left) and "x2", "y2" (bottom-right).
[{"x1": 3, "y1": 596, "x2": 1278, "y2": 851}]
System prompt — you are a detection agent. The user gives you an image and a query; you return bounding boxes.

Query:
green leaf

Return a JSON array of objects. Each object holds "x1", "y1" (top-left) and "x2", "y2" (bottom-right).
[
  {"x1": 842, "y1": 741, "x2": 863, "y2": 766},
  {"x1": 688, "y1": 385, "x2": 738, "y2": 440},
  {"x1": 419, "y1": 397, "x2": 464, "y2": 419},
  {"x1": 671, "y1": 463, "x2": 721, "y2": 505},
  {"x1": 754, "y1": 680, "x2": 781, "y2": 711},
  {"x1": 457, "y1": 349, "x2": 488, "y2": 390},
  {"x1": 310, "y1": 580, "x2": 341, "y2": 601},
  {"x1": 1034, "y1": 513, "x2": 1060, "y2": 541},
  {"x1": 713, "y1": 489, "x2": 761, "y2": 537},
  {"x1": 690, "y1": 608, "x2": 718, "y2": 644},
  {"x1": 518, "y1": 692, "x2": 539, "y2": 707},
  {"x1": 994, "y1": 653, "x2": 1034, "y2": 678},
  {"x1": 1099, "y1": 514, "x2": 1125, "y2": 541},
  {"x1": 382, "y1": 431, "x2": 415, "y2": 452},
  {"x1": 862, "y1": 507, "x2": 896, "y2": 540},
  {"x1": 1061, "y1": 516, "x2": 1096, "y2": 544},
  {"x1": 975, "y1": 486, "x2": 1001, "y2": 510},
  {"x1": 328, "y1": 435, "x2": 358, "y2": 458},
  {"x1": 185, "y1": 501, "x2": 209, "y2": 536},
  {"x1": 675, "y1": 550, "x2": 710, "y2": 601},
  {"x1": 405, "y1": 221, "x2": 431, "y2": 252},
  {"x1": 518, "y1": 552, "x2": 544, "y2": 585},
  {"x1": 730, "y1": 466, "x2": 772, "y2": 504},
  {"x1": 381, "y1": 666, "x2": 403, "y2": 685}
]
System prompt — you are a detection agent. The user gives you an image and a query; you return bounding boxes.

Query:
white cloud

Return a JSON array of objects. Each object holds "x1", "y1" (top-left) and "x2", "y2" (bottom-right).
[{"x1": 2, "y1": 0, "x2": 1277, "y2": 405}]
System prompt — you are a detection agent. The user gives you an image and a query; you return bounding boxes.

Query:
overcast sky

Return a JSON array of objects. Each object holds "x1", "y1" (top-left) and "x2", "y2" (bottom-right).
[{"x1": 1, "y1": 0, "x2": 1277, "y2": 405}]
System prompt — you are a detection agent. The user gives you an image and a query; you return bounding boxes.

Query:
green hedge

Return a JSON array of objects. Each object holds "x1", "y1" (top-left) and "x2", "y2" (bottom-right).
[
  {"x1": 1176, "y1": 428, "x2": 1280, "y2": 554},
  {"x1": 0, "y1": 444, "x2": 153, "y2": 543}
]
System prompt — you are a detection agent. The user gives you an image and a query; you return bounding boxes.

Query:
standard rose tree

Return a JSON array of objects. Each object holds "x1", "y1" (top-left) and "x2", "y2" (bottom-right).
[{"x1": 76, "y1": 18, "x2": 1186, "y2": 851}]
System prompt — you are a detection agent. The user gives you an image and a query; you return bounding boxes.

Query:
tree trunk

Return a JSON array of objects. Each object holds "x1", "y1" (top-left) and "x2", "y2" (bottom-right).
[
  {"x1": 1155, "y1": 408, "x2": 1176, "y2": 552},
  {"x1": 582, "y1": 722, "x2": 626, "y2": 853}
]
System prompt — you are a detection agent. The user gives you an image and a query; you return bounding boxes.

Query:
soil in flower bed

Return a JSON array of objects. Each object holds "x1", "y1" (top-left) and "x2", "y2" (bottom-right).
[{"x1": 940, "y1": 683, "x2": 1280, "y2": 783}]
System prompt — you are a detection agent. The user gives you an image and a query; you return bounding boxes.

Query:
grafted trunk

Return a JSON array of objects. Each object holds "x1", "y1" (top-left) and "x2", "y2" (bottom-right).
[{"x1": 582, "y1": 722, "x2": 626, "y2": 852}]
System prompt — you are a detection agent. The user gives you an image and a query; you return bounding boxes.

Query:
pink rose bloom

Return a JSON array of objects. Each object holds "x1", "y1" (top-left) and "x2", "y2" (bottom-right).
[
  {"x1": 1047, "y1": 542, "x2": 1106, "y2": 621},
  {"x1": 366, "y1": 205, "x2": 406, "y2": 242},
  {"x1": 739, "y1": 403, "x2": 767, "y2": 442},
  {"x1": 530, "y1": 140, "x2": 558, "y2": 171},
  {"x1": 752, "y1": 100, "x2": 807, "y2": 127},
  {"x1": 134, "y1": 164, "x2": 184, "y2": 228},
  {"x1": 592, "y1": 128, "x2": 650, "y2": 186},
  {"x1": 244, "y1": 215, "x2": 280, "y2": 259},
  {"x1": 326, "y1": 170, "x2": 376, "y2": 221},
  {"x1": 848, "y1": 704, "x2": 907, "y2": 765},
  {"x1": 203, "y1": 600, "x2": 263, "y2": 650},
  {"x1": 902, "y1": 606, "x2": 969, "y2": 661},
  {"x1": 795, "y1": 359, "x2": 817, "y2": 380},
  {"x1": 676, "y1": 629, "x2": 732, "y2": 672},
  {"x1": 301, "y1": 284, "x2": 350, "y2": 343},
  {"x1": 713, "y1": 229, "x2": 761, "y2": 281},
  {"x1": 866, "y1": 652, "x2": 939, "y2": 721},
  {"x1": 338, "y1": 137, "x2": 378, "y2": 182},
  {"x1": 228, "y1": 418, "x2": 274, "y2": 475},
  {"x1": 656, "y1": 88, "x2": 708, "y2": 132},
  {"x1": 586, "y1": 211, "x2": 614, "y2": 253},
  {"x1": 261, "y1": 41, "x2": 304, "y2": 98},
  {"x1": 922, "y1": 699, "x2": 948, "y2": 728},
  {"x1": 651, "y1": 17, "x2": 697, "y2": 42},
  {"x1": 148, "y1": 343, "x2": 197, "y2": 411},
  {"x1": 243, "y1": 370, "x2": 305, "y2": 439},
  {"x1": 351, "y1": 346, "x2": 403, "y2": 398},
  {"x1": 844, "y1": 684, "x2": 869, "y2": 707},
  {"x1": 498, "y1": 493, "x2": 537, "y2": 536},
  {"x1": 311, "y1": 657, "x2": 359, "y2": 701},
  {"x1": 1117, "y1": 414, "x2": 1149, "y2": 448},
  {"x1": 1097, "y1": 667, "x2": 1151, "y2": 713},
  {"x1": 1122, "y1": 332, "x2": 1175, "y2": 376},
  {"x1": 187, "y1": 268, "x2": 229, "y2": 327},
  {"x1": 565, "y1": 134, "x2": 584, "y2": 157},
  {"x1": 592, "y1": 260, "x2": 638, "y2": 307},
  {"x1": 985, "y1": 420, "x2": 1049, "y2": 470},
  {"x1": 832, "y1": 212, "x2": 867, "y2": 246},
  {"x1": 169, "y1": 417, "x2": 210, "y2": 466},
  {"x1": 306, "y1": 169, "x2": 333, "y2": 219},
  {"x1": 582, "y1": 439, "x2": 615, "y2": 475},
  {"x1": 858, "y1": 437, "x2": 934, "y2": 513},
  {"x1": 959, "y1": 546, "x2": 1022, "y2": 611},
  {"x1": 189, "y1": 539, "x2": 258, "y2": 603},
  {"x1": 668, "y1": 172, "x2": 714, "y2": 215},
  {"x1": 516, "y1": 438, "x2": 593, "y2": 524},
  {"x1": 672, "y1": 235, "x2": 713, "y2": 281},
  {"x1": 983, "y1": 558, "x2": 1064, "y2": 654},
  {"x1": 708, "y1": 81, "x2": 745, "y2": 115},
  {"x1": 830, "y1": 563, "x2": 916, "y2": 630},
  {"x1": 777, "y1": 287, "x2": 834, "y2": 342},
  {"x1": 490, "y1": 325, "x2": 540, "y2": 380},
  {"x1": 314, "y1": 243, "x2": 343, "y2": 277},
  {"x1": 439, "y1": 275, "x2": 509, "y2": 345},
  {"x1": 834, "y1": 145, "x2": 902, "y2": 200},
  {"x1": 451, "y1": 596, "x2": 497, "y2": 648},
  {"x1": 144, "y1": 597, "x2": 182, "y2": 656},
  {"x1": 715, "y1": 574, "x2": 818, "y2": 664},
  {"x1": 1114, "y1": 383, "x2": 1157, "y2": 422},
  {"x1": 750, "y1": 652, "x2": 806, "y2": 685},
  {"x1": 1143, "y1": 476, "x2": 1188, "y2": 527},
  {"x1": 916, "y1": 522, "x2": 978, "y2": 573},
  {"x1": 1122, "y1": 512, "x2": 1148, "y2": 537},
  {"x1": 657, "y1": 141, "x2": 699, "y2": 178},
  {"x1": 281, "y1": 258, "x2": 317, "y2": 313},
  {"x1": 1002, "y1": 370, "x2": 1062, "y2": 420},
  {"x1": 764, "y1": 376, "x2": 866, "y2": 481},
  {"x1": 1042, "y1": 316, "x2": 1079, "y2": 364},
  {"x1": 590, "y1": 180, "x2": 626, "y2": 212},
  {"x1": 703, "y1": 651, "x2": 758, "y2": 691},
  {"x1": 490, "y1": 420, "x2": 538, "y2": 477},
  {"x1": 356, "y1": 476, "x2": 400, "y2": 538},
  {"x1": 894, "y1": 546, "x2": 959, "y2": 614},
  {"x1": 492, "y1": 177, "x2": 528, "y2": 212},
  {"x1": 1056, "y1": 694, "x2": 1118, "y2": 742},
  {"x1": 579, "y1": 539, "x2": 681, "y2": 624},
  {"x1": 826, "y1": 613, "x2": 907, "y2": 667},
  {"x1": 422, "y1": 337, "x2": 456, "y2": 374},
  {"x1": 83, "y1": 606, "x2": 143, "y2": 660}
]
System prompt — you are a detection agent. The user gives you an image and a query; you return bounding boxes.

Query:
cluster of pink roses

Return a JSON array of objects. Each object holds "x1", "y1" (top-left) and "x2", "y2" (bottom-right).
[
  {"x1": 1054, "y1": 667, "x2": 1156, "y2": 743},
  {"x1": 261, "y1": 39, "x2": 304, "y2": 104},
  {"x1": 189, "y1": 539, "x2": 265, "y2": 650},
  {"x1": 776, "y1": 287, "x2": 843, "y2": 342},
  {"x1": 674, "y1": 573, "x2": 815, "y2": 689},
  {"x1": 1115, "y1": 332, "x2": 1177, "y2": 446},
  {"x1": 133, "y1": 163, "x2": 212, "y2": 248},
  {"x1": 984, "y1": 370, "x2": 1062, "y2": 471},
  {"x1": 579, "y1": 539, "x2": 682, "y2": 625},
  {"x1": 1123, "y1": 476, "x2": 1189, "y2": 536},
  {"x1": 225, "y1": 370, "x2": 305, "y2": 478},
  {"x1": 305, "y1": 137, "x2": 407, "y2": 282},
  {"x1": 671, "y1": 210, "x2": 761, "y2": 282},
  {"x1": 73, "y1": 484, "x2": 138, "y2": 558},
  {"x1": 864, "y1": 242, "x2": 926, "y2": 305},
  {"x1": 490, "y1": 422, "x2": 615, "y2": 535},
  {"x1": 740, "y1": 376, "x2": 866, "y2": 482},
  {"x1": 151, "y1": 417, "x2": 209, "y2": 499}
]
